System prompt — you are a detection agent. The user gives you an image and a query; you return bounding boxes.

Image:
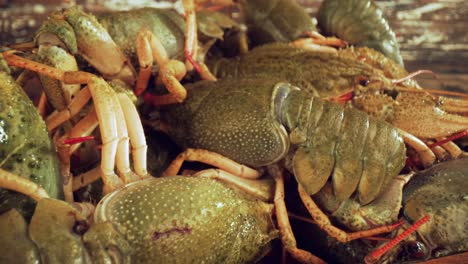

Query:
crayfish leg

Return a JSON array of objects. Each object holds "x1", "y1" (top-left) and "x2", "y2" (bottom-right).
[
  {"x1": 182, "y1": 0, "x2": 217, "y2": 82},
  {"x1": 136, "y1": 0, "x2": 216, "y2": 100},
  {"x1": 290, "y1": 31, "x2": 347, "y2": 53},
  {"x1": 116, "y1": 94, "x2": 149, "y2": 179},
  {"x1": 268, "y1": 166, "x2": 327, "y2": 264},
  {"x1": 398, "y1": 130, "x2": 436, "y2": 169},
  {"x1": 192, "y1": 168, "x2": 274, "y2": 201},
  {"x1": 0, "y1": 168, "x2": 50, "y2": 202},
  {"x1": 297, "y1": 185, "x2": 403, "y2": 243},
  {"x1": 135, "y1": 30, "x2": 188, "y2": 103},
  {"x1": 162, "y1": 148, "x2": 260, "y2": 179},
  {"x1": 46, "y1": 86, "x2": 92, "y2": 132}
]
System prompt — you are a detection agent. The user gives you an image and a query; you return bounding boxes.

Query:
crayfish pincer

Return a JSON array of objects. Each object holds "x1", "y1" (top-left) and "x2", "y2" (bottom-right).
[
  {"x1": 394, "y1": 158, "x2": 468, "y2": 262},
  {"x1": 153, "y1": 77, "x2": 406, "y2": 263},
  {"x1": 0, "y1": 176, "x2": 277, "y2": 263},
  {"x1": 328, "y1": 158, "x2": 468, "y2": 263}
]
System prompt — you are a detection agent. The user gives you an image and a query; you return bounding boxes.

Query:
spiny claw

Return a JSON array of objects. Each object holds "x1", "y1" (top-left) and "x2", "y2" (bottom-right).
[{"x1": 390, "y1": 90, "x2": 468, "y2": 139}]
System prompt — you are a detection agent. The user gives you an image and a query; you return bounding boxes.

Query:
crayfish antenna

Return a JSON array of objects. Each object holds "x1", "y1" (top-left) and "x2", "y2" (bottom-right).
[
  {"x1": 7, "y1": 41, "x2": 36, "y2": 51},
  {"x1": 389, "y1": 89, "x2": 468, "y2": 139},
  {"x1": 364, "y1": 215, "x2": 430, "y2": 264},
  {"x1": 391, "y1": 69, "x2": 439, "y2": 85}
]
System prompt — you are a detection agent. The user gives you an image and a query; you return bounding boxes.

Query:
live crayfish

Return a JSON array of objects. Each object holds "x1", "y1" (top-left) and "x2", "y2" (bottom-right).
[
  {"x1": 215, "y1": 0, "x2": 398, "y2": 58},
  {"x1": 208, "y1": 43, "x2": 468, "y2": 166},
  {"x1": 19, "y1": 1, "x2": 237, "y2": 122},
  {"x1": 1, "y1": 1, "x2": 466, "y2": 262},
  {"x1": 318, "y1": 158, "x2": 468, "y2": 263},
  {"x1": 150, "y1": 76, "x2": 410, "y2": 263},
  {"x1": 0, "y1": 54, "x2": 279, "y2": 263}
]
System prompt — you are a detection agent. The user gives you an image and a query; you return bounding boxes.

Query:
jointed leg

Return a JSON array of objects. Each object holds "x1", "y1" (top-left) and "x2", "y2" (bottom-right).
[
  {"x1": 0, "y1": 168, "x2": 49, "y2": 201},
  {"x1": 398, "y1": 129, "x2": 436, "y2": 168},
  {"x1": 163, "y1": 148, "x2": 261, "y2": 179},
  {"x1": 297, "y1": 185, "x2": 402, "y2": 243},
  {"x1": 117, "y1": 94, "x2": 149, "y2": 178},
  {"x1": 193, "y1": 169, "x2": 274, "y2": 201},
  {"x1": 134, "y1": 4, "x2": 216, "y2": 102},
  {"x1": 3, "y1": 51, "x2": 146, "y2": 193},
  {"x1": 73, "y1": 167, "x2": 101, "y2": 192},
  {"x1": 55, "y1": 133, "x2": 74, "y2": 203},
  {"x1": 87, "y1": 79, "x2": 123, "y2": 193},
  {"x1": 46, "y1": 86, "x2": 92, "y2": 131},
  {"x1": 291, "y1": 31, "x2": 347, "y2": 53},
  {"x1": 182, "y1": 0, "x2": 217, "y2": 81},
  {"x1": 135, "y1": 29, "x2": 188, "y2": 103},
  {"x1": 268, "y1": 165, "x2": 326, "y2": 264},
  {"x1": 111, "y1": 91, "x2": 138, "y2": 184}
]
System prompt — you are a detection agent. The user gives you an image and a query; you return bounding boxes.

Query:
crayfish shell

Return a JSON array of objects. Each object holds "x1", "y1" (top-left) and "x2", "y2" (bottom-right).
[{"x1": 92, "y1": 176, "x2": 278, "y2": 263}]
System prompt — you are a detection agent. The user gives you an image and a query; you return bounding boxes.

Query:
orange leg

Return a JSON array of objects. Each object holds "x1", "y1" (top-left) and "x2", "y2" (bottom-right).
[
  {"x1": 268, "y1": 165, "x2": 327, "y2": 264},
  {"x1": 0, "y1": 168, "x2": 49, "y2": 202},
  {"x1": 54, "y1": 133, "x2": 74, "y2": 203},
  {"x1": 162, "y1": 148, "x2": 261, "y2": 179},
  {"x1": 2, "y1": 51, "x2": 147, "y2": 194},
  {"x1": 398, "y1": 129, "x2": 436, "y2": 168},
  {"x1": 297, "y1": 185, "x2": 403, "y2": 243},
  {"x1": 182, "y1": 0, "x2": 217, "y2": 81},
  {"x1": 46, "y1": 86, "x2": 92, "y2": 131},
  {"x1": 36, "y1": 92, "x2": 48, "y2": 118},
  {"x1": 291, "y1": 31, "x2": 347, "y2": 53},
  {"x1": 192, "y1": 168, "x2": 274, "y2": 201},
  {"x1": 135, "y1": 29, "x2": 188, "y2": 103},
  {"x1": 305, "y1": 31, "x2": 347, "y2": 47}
]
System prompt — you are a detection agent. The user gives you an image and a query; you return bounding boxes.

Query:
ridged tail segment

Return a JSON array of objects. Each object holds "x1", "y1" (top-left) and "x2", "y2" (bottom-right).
[
  {"x1": 318, "y1": 0, "x2": 403, "y2": 66},
  {"x1": 288, "y1": 95, "x2": 406, "y2": 205}
]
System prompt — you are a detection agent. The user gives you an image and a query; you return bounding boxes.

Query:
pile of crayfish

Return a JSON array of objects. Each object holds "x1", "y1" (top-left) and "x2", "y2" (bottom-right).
[{"x1": 0, "y1": 0, "x2": 467, "y2": 263}]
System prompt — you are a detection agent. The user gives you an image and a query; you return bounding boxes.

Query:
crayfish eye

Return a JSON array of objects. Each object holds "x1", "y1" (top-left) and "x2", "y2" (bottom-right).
[
  {"x1": 356, "y1": 76, "x2": 370, "y2": 87},
  {"x1": 400, "y1": 241, "x2": 428, "y2": 261},
  {"x1": 73, "y1": 220, "x2": 90, "y2": 235}
]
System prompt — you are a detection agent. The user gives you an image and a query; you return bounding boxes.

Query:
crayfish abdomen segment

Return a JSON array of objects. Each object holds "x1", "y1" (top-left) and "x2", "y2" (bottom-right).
[{"x1": 286, "y1": 91, "x2": 406, "y2": 204}]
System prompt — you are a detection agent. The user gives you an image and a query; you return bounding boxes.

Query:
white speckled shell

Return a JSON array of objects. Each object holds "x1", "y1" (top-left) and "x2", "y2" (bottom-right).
[{"x1": 94, "y1": 176, "x2": 277, "y2": 263}]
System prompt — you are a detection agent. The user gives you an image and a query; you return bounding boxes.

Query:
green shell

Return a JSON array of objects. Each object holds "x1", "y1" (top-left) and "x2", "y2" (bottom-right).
[
  {"x1": 92, "y1": 176, "x2": 278, "y2": 263},
  {"x1": 318, "y1": 0, "x2": 404, "y2": 66},
  {"x1": 239, "y1": 0, "x2": 317, "y2": 46},
  {"x1": 0, "y1": 71, "x2": 62, "y2": 219}
]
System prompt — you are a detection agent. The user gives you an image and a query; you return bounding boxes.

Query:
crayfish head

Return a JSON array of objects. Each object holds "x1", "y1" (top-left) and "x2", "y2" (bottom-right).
[{"x1": 350, "y1": 74, "x2": 399, "y2": 122}]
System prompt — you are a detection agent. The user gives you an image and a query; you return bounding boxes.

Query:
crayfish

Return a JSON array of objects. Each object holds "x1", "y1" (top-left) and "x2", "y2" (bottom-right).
[
  {"x1": 0, "y1": 54, "x2": 278, "y2": 263},
  {"x1": 208, "y1": 43, "x2": 468, "y2": 167},
  {"x1": 320, "y1": 158, "x2": 468, "y2": 263},
  {"x1": 148, "y1": 76, "x2": 411, "y2": 263}
]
